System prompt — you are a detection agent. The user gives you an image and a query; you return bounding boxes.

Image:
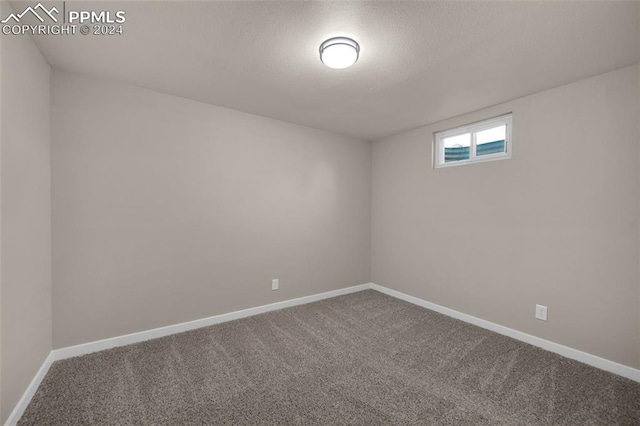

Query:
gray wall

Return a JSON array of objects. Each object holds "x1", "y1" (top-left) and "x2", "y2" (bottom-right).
[
  {"x1": 51, "y1": 70, "x2": 371, "y2": 348},
  {"x1": 372, "y1": 65, "x2": 640, "y2": 368},
  {"x1": 0, "y1": 2, "x2": 52, "y2": 421}
]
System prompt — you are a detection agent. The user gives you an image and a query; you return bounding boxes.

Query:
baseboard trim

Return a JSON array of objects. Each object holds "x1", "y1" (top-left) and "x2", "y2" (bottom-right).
[
  {"x1": 369, "y1": 283, "x2": 640, "y2": 382},
  {"x1": 7, "y1": 281, "x2": 640, "y2": 425},
  {"x1": 5, "y1": 283, "x2": 371, "y2": 425},
  {"x1": 4, "y1": 352, "x2": 55, "y2": 426},
  {"x1": 52, "y1": 283, "x2": 371, "y2": 361}
]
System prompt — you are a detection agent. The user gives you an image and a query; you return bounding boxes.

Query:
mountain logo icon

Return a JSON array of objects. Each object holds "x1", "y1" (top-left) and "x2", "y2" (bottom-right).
[{"x1": 1, "y1": 3, "x2": 59, "y2": 24}]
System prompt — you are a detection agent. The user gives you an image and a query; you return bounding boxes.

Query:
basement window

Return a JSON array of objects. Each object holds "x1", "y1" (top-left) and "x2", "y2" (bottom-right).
[{"x1": 434, "y1": 113, "x2": 512, "y2": 168}]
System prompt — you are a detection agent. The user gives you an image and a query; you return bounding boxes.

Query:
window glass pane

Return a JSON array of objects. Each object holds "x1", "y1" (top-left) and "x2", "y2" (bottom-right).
[
  {"x1": 443, "y1": 133, "x2": 470, "y2": 162},
  {"x1": 476, "y1": 125, "x2": 506, "y2": 156}
]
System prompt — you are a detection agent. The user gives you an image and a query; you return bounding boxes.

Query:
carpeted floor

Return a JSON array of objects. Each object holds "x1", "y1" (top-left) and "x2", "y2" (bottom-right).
[{"x1": 19, "y1": 290, "x2": 640, "y2": 425}]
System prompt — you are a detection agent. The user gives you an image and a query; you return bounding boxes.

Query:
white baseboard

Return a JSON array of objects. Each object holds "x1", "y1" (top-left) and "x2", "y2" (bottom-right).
[
  {"x1": 52, "y1": 283, "x2": 371, "y2": 361},
  {"x1": 7, "y1": 281, "x2": 640, "y2": 425},
  {"x1": 4, "y1": 352, "x2": 54, "y2": 426},
  {"x1": 369, "y1": 283, "x2": 640, "y2": 383},
  {"x1": 5, "y1": 283, "x2": 371, "y2": 426}
]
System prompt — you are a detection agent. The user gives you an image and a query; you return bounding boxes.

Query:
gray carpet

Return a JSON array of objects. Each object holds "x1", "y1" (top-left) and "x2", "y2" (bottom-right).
[{"x1": 19, "y1": 290, "x2": 640, "y2": 425}]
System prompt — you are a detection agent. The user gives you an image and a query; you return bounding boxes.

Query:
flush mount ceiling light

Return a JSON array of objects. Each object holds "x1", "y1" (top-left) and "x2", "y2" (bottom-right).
[{"x1": 319, "y1": 37, "x2": 360, "y2": 69}]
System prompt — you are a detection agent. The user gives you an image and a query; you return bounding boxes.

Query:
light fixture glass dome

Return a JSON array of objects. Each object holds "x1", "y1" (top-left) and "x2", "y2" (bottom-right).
[{"x1": 319, "y1": 37, "x2": 360, "y2": 69}]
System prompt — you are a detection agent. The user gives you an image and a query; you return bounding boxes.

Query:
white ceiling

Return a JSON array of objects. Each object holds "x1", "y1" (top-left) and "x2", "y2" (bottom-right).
[{"x1": 26, "y1": 1, "x2": 640, "y2": 140}]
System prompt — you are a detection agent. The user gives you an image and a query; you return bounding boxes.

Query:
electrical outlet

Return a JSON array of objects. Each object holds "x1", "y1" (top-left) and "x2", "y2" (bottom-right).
[
  {"x1": 535, "y1": 304, "x2": 548, "y2": 321},
  {"x1": 271, "y1": 279, "x2": 279, "y2": 291}
]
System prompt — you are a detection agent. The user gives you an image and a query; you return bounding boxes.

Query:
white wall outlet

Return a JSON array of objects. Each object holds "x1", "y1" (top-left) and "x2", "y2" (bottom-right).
[
  {"x1": 535, "y1": 304, "x2": 548, "y2": 321},
  {"x1": 271, "y1": 278, "x2": 279, "y2": 291}
]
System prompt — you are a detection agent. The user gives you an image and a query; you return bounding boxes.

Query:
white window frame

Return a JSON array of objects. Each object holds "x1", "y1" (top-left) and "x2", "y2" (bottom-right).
[{"x1": 433, "y1": 113, "x2": 512, "y2": 169}]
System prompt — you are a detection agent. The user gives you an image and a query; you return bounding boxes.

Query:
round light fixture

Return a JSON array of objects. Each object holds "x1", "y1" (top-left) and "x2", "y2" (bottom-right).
[{"x1": 319, "y1": 37, "x2": 360, "y2": 69}]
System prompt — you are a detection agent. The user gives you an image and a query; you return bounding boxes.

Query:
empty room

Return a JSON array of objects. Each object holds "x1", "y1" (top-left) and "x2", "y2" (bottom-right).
[{"x1": 1, "y1": 0, "x2": 640, "y2": 424}]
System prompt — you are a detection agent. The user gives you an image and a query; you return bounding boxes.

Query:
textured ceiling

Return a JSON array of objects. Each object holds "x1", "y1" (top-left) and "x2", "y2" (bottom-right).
[{"x1": 24, "y1": 1, "x2": 640, "y2": 140}]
